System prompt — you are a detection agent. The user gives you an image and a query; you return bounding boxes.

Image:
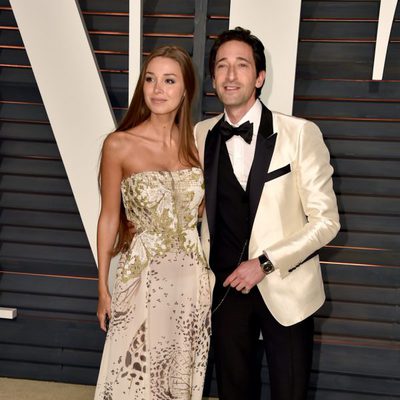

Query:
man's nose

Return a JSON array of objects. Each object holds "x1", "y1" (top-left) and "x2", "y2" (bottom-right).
[{"x1": 227, "y1": 65, "x2": 237, "y2": 80}]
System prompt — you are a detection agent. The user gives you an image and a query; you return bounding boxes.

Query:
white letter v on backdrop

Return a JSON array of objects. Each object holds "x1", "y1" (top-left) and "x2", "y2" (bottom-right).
[
  {"x1": 373, "y1": 0, "x2": 398, "y2": 80},
  {"x1": 10, "y1": 0, "x2": 117, "y2": 262}
]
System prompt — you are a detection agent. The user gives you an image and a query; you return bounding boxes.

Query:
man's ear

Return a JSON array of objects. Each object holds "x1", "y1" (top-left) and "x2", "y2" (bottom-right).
[
  {"x1": 212, "y1": 77, "x2": 216, "y2": 89},
  {"x1": 256, "y1": 70, "x2": 266, "y2": 88}
]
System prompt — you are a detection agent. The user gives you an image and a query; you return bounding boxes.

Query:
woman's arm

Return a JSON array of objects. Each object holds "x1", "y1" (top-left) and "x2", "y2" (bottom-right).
[
  {"x1": 198, "y1": 199, "x2": 205, "y2": 219},
  {"x1": 96, "y1": 134, "x2": 124, "y2": 331}
]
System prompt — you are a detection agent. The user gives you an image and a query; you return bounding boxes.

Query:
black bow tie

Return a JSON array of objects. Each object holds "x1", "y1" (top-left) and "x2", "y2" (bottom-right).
[{"x1": 220, "y1": 120, "x2": 254, "y2": 144}]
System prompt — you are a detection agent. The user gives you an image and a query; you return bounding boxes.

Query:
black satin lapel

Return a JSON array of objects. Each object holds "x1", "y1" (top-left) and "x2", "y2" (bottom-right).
[
  {"x1": 204, "y1": 116, "x2": 224, "y2": 240},
  {"x1": 248, "y1": 106, "x2": 276, "y2": 233}
]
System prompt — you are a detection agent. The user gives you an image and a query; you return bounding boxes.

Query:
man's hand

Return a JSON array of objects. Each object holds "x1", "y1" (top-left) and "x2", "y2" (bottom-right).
[{"x1": 223, "y1": 258, "x2": 266, "y2": 293}]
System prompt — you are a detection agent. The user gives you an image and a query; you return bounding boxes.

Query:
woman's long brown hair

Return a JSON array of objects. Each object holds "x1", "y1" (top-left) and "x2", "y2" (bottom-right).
[{"x1": 100, "y1": 46, "x2": 199, "y2": 255}]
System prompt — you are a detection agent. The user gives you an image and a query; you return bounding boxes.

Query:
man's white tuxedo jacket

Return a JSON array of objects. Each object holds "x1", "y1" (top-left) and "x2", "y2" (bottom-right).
[{"x1": 194, "y1": 105, "x2": 340, "y2": 326}]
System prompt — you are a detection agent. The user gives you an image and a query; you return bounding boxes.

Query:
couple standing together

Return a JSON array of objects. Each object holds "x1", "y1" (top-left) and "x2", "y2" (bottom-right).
[{"x1": 95, "y1": 27, "x2": 340, "y2": 400}]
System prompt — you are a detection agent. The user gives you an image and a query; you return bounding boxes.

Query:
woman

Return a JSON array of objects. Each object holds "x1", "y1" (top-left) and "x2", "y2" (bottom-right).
[{"x1": 95, "y1": 46, "x2": 211, "y2": 400}]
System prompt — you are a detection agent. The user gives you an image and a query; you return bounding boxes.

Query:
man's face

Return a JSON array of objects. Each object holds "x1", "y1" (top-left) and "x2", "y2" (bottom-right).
[{"x1": 213, "y1": 40, "x2": 265, "y2": 113}]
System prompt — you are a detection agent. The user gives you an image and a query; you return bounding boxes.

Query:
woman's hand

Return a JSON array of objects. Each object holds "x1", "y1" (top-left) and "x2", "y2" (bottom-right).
[
  {"x1": 97, "y1": 289, "x2": 112, "y2": 332},
  {"x1": 198, "y1": 199, "x2": 205, "y2": 218},
  {"x1": 127, "y1": 221, "x2": 137, "y2": 236}
]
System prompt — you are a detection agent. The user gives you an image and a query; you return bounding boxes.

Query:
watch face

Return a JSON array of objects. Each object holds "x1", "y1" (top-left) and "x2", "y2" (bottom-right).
[
  {"x1": 262, "y1": 261, "x2": 274, "y2": 274},
  {"x1": 259, "y1": 255, "x2": 274, "y2": 274}
]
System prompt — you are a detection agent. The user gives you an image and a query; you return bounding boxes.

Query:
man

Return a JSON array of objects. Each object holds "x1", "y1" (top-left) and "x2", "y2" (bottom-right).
[{"x1": 194, "y1": 27, "x2": 340, "y2": 400}]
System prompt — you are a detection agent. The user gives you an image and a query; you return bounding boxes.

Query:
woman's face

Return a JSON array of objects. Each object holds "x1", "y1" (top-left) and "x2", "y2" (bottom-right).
[{"x1": 143, "y1": 56, "x2": 185, "y2": 116}]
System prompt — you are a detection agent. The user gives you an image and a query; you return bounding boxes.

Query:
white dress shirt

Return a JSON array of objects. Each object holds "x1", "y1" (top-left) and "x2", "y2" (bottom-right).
[
  {"x1": 225, "y1": 100, "x2": 276, "y2": 266},
  {"x1": 224, "y1": 99, "x2": 262, "y2": 190}
]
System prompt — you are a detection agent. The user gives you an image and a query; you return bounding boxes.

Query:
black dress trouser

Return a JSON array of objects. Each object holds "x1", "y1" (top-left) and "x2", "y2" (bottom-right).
[{"x1": 211, "y1": 283, "x2": 314, "y2": 400}]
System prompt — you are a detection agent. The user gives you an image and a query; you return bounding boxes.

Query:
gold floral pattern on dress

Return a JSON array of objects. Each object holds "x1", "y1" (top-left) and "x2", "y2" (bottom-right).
[
  {"x1": 95, "y1": 168, "x2": 211, "y2": 400},
  {"x1": 118, "y1": 168, "x2": 206, "y2": 283}
]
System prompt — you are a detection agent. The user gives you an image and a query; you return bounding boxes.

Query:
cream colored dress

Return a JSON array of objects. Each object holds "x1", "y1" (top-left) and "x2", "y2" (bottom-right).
[{"x1": 95, "y1": 167, "x2": 211, "y2": 400}]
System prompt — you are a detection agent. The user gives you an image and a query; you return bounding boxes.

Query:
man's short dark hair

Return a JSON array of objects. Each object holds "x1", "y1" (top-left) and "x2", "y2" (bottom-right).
[{"x1": 209, "y1": 26, "x2": 266, "y2": 97}]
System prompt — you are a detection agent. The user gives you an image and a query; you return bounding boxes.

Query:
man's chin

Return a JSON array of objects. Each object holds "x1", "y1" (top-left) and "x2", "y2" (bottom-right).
[{"x1": 218, "y1": 96, "x2": 243, "y2": 107}]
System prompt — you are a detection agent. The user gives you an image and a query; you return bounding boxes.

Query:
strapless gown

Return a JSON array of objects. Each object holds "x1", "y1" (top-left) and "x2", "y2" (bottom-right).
[{"x1": 95, "y1": 167, "x2": 211, "y2": 400}]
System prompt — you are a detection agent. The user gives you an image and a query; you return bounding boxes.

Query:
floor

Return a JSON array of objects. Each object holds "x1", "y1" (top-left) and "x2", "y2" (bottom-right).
[
  {"x1": 0, "y1": 377, "x2": 217, "y2": 400},
  {"x1": 0, "y1": 378, "x2": 95, "y2": 400}
]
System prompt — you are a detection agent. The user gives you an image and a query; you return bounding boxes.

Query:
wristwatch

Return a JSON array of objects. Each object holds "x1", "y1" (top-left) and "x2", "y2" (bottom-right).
[{"x1": 258, "y1": 253, "x2": 275, "y2": 275}]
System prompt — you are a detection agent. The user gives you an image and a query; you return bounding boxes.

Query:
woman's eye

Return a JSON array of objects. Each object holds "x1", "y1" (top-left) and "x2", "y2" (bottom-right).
[
  {"x1": 165, "y1": 78, "x2": 175, "y2": 84},
  {"x1": 145, "y1": 76, "x2": 153, "y2": 82}
]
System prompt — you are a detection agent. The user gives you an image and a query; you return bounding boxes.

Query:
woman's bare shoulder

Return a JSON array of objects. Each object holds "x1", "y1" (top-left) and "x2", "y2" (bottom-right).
[{"x1": 102, "y1": 128, "x2": 143, "y2": 155}]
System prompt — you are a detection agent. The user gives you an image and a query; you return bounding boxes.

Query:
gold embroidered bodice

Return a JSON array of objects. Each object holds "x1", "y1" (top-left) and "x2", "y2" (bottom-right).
[{"x1": 118, "y1": 167, "x2": 205, "y2": 282}]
